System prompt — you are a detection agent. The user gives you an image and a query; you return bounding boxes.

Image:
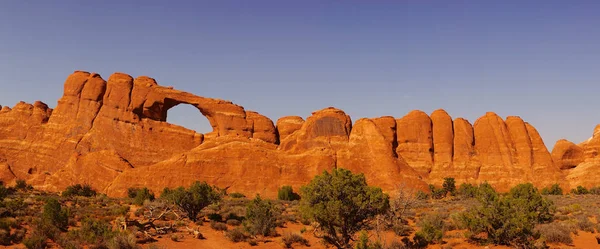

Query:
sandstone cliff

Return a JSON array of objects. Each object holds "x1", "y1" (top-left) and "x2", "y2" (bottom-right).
[
  {"x1": 555, "y1": 125, "x2": 600, "y2": 189},
  {"x1": 0, "y1": 71, "x2": 594, "y2": 196}
]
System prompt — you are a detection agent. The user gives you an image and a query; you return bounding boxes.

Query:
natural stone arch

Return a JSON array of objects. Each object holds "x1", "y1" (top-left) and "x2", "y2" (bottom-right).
[{"x1": 164, "y1": 102, "x2": 214, "y2": 135}]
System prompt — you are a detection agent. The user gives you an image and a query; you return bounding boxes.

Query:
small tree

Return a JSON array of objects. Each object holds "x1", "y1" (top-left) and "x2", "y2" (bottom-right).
[
  {"x1": 277, "y1": 186, "x2": 300, "y2": 201},
  {"x1": 62, "y1": 184, "x2": 96, "y2": 197},
  {"x1": 460, "y1": 183, "x2": 554, "y2": 246},
  {"x1": 457, "y1": 183, "x2": 478, "y2": 198},
  {"x1": 442, "y1": 178, "x2": 456, "y2": 196},
  {"x1": 129, "y1": 187, "x2": 155, "y2": 206},
  {"x1": 300, "y1": 169, "x2": 389, "y2": 249},
  {"x1": 244, "y1": 195, "x2": 278, "y2": 236},
  {"x1": 541, "y1": 183, "x2": 563, "y2": 195},
  {"x1": 571, "y1": 186, "x2": 589, "y2": 195},
  {"x1": 42, "y1": 198, "x2": 69, "y2": 231},
  {"x1": 160, "y1": 181, "x2": 222, "y2": 221}
]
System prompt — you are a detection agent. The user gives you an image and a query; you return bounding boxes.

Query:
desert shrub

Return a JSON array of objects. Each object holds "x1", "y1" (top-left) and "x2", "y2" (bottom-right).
[
  {"x1": 457, "y1": 183, "x2": 477, "y2": 198},
  {"x1": 571, "y1": 186, "x2": 589, "y2": 195},
  {"x1": 226, "y1": 227, "x2": 249, "y2": 242},
  {"x1": 536, "y1": 222, "x2": 572, "y2": 244},
  {"x1": 354, "y1": 231, "x2": 381, "y2": 249},
  {"x1": 207, "y1": 213, "x2": 223, "y2": 222},
  {"x1": 589, "y1": 186, "x2": 600, "y2": 195},
  {"x1": 382, "y1": 185, "x2": 419, "y2": 236},
  {"x1": 575, "y1": 215, "x2": 595, "y2": 232},
  {"x1": 415, "y1": 190, "x2": 429, "y2": 200},
  {"x1": 130, "y1": 187, "x2": 155, "y2": 206},
  {"x1": 248, "y1": 239, "x2": 258, "y2": 246},
  {"x1": 282, "y1": 232, "x2": 309, "y2": 248},
  {"x1": 558, "y1": 203, "x2": 583, "y2": 215},
  {"x1": 442, "y1": 178, "x2": 456, "y2": 196},
  {"x1": 0, "y1": 218, "x2": 24, "y2": 245},
  {"x1": 227, "y1": 219, "x2": 242, "y2": 226},
  {"x1": 62, "y1": 184, "x2": 96, "y2": 197},
  {"x1": 15, "y1": 179, "x2": 32, "y2": 191},
  {"x1": 23, "y1": 231, "x2": 47, "y2": 249},
  {"x1": 300, "y1": 169, "x2": 389, "y2": 249},
  {"x1": 229, "y1": 192, "x2": 246, "y2": 198},
  {"x1": 127, "y1": 188, "x2": 138, "y2": 199},
  {"x1": 210, "y1": 221, "x2": 228, "y2": 231},
  {"x1": 428, "y1": 185, "x2": 446, "y2": 199},
  {"x1": 106, "y1": 232, "x2": 140, "y2": 249},
  {"x1": 244, "y1": 195, "x2": 278, "y2": 236},
  {"x1": 1, "y1": 197, "x2": 27, "y2": 217},
  {"x1": 415, "y1": 212, "x2": 446, "y2": 245},
  {"x1": 0, "y1": 184, "x2": 8, "y2": 202},
  {"x1": 226, "y1": 212, "x2": 244, "y2": 221},
  {"x1": 460, "y1": 183, "x2": 554, "y2": 247},
  {"x1": 160, "y1": 181, "x2": 222, "y2": 221},
  {"x1": 42, "y1": 198, "x2": 69, "y2": 231},
  {"x1": 109, "y1": 204, "x2": 130, "y2": 216},
  {"x1": 68, "y1": 218, "x2": 114, "y2": 245},
  {"x1": 278, "y1": 185, "x2": 300, "y2": 201},
  {"x1": 170, "y1": 234, "x2": 183, "y2": 242},
  {"x1": 541, "y1": 183, "x2": 563, "y2": 195}
]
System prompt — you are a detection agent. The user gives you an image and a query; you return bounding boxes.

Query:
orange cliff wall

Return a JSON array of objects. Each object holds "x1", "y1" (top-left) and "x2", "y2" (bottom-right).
[{"x1": 2, "y1": 71, "x2": 596, "y2": 197}]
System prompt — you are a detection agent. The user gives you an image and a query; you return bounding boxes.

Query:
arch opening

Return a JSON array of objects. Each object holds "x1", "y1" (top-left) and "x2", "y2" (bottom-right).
[{"x1": 165, "y1": 104, "x2": 213, "y2": 134}]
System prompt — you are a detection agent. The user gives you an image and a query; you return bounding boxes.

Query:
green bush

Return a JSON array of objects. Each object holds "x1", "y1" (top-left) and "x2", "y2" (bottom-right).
[
  {"x1": 229, "y1": 192, "x2": 246, "y2": 198},
  {"x1": 244, "y1": 195, "x2": 278, "y2": 236},
  {"x1": 442, "y1": 178, "x2": 456, "y2": 196},
  {"x1": 589, "y1": 186, "x2": 600, "y2": 195},
  {"x1": 68, "y1": 218, "x2": 114, "y2": 245},
  {"x1": 23, "y1": 231, "x2": 47, "y2": 249},
  {"x1": 353, "y1": 231, "x2": 381, "y2": 249},
  {"x1": 536, "y1": 222, "x2": 573, "y2": 244},
  {"x1": 460, "y1": 183, "x2": 554, "y2": 247},
  {"x1": 277, "y1": 185, "x2": 300, "y2": 201},
  {"x1": 129, "y1": 187, "x2": 155, "y2": 206},
  {"x1": 571, "y1": 186, "x2": 589, "y2": 195},
  {"x1": 227, "y1": 219, "x2": 242, "y2": 226},
  {"x1": 415, "y1": 190, "x2": 429, "y2": 200},
  {"x1": 106, "y1": 232, "x2": 139, "y2": 249},
  {"x1": 415, "y1": 213, "x2": 446, "y2": 245},
  {"x1": 457, "y1": 183, "x2": 477, "y2": 198},
  {"x1": 42, "y1": 198, "x2": 69, "y2": 231},
  {"x1": 0, "y1": 183, "x2": 8, "y2": 202},
  {"x1": 428, "y1": 184, "x2": 446, "y2": 199},
  {"x1": 160, "y1": 181, "x2": 222, "y2": 221},
  {"x1": 0, "y1": 218, "x2": 24, "y2": 245},
  {"x1": 225, "y1": 228, "x2": 249, "y2": 243},
  {"x1": 541, "y1": 183, "x2": 563, "y2": 195},
  {"x1": 15, "y1": 179, "x2": 31, "y2": 191},
  {"x1": 300, "y1": 169, "x2": 389, "y2": 249},
  {"x1": 210, "y1": 221, "x2": 228, "y2": 231},
  {"x1": 62, "y1": 184, "x2": 96, "y2": 197},
  {"x1": 207, "y1": 213, "x2": 222, "y2": 222}
]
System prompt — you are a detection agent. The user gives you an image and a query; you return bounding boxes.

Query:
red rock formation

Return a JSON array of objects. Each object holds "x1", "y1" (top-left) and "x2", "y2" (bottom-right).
[
  {"x1": 276, "y1": 116, "x2": 304, "y2": 142},
  {"x1": 0, "y1": 70, "x2": 593, "y2": 196},
  {"x1": 562, "y1": 125, "x2": 600, "y2": 189},
  {"x1": 431, "y1": 110, "x2": 453, "y2": 169},
  {"x1": 396, "y1": 111, "x2": 433, "y2": 176},
  {"x1": 279, "y1": 107, "x2": 352, "y2": 153}
]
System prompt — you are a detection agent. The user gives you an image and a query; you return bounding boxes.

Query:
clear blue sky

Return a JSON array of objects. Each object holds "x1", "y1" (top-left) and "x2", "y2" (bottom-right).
[{"x1": 1, "y1": 1, "x2": 599, "y2": 148}]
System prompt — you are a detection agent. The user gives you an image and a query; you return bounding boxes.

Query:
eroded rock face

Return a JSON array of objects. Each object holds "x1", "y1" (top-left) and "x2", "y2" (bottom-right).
[
  {"x1": 279, "y1": 107, "x2": 352, "y2": 153},
  {"x1": 276, "y1": 116, "x2": 304, "y2": 141},
  {"x1": 562, "y1": 125, "x2": 600, "y2": 189},
  {"x1": 396, "y1": 110, "x2": 433, "y2": 176},
  {"x1": 0, "y1": 70, "x2": 594, "y2": 196},
  {"x1": 552, "y1": 140, "x2": 584, "y2": 170}
]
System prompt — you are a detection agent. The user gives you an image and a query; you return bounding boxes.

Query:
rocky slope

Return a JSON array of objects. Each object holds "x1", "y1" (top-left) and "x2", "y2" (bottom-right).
[{"x1": 0, "y1": 71, "x2": 596, "y2": 197}]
